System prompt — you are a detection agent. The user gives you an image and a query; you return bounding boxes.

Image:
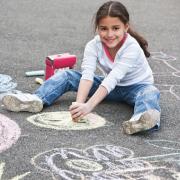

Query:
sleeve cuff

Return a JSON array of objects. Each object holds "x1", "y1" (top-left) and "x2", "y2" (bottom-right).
[
  {"x1": 101, "y1": 80, "x2": 116, "y2": 94},
  {"x1": 81, "y1": 73, "x2": 94, "y2": 81}
]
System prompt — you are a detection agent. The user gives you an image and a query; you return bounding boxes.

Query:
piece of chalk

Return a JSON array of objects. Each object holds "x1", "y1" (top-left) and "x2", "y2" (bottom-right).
[
  {"x1": 35, "y1": 77, "x2": 44, "y2": 85},
  {"x1": 71, "y1": 102, "x2": 88, "y2": 123},
  {"x1": 77, "y1": 119, "x2": 87, "y2": 123},
  {"x1": 25, "y1": 70, "x2": 45, "y2": 76}
]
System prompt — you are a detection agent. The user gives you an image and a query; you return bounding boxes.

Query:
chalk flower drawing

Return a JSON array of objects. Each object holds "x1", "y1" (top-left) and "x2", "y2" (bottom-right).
[
  {"x1": 0, "y1": 114, "x2": 21, "y2": 153},
  {"x1": 31, "y1": 142, "x2": 180, "y2": 179}
]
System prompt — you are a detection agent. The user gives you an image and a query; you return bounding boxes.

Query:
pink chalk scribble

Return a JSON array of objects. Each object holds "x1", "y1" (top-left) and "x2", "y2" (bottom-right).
[{"x1": 0, "y1": 113, "x2": 21, "y2": 153}]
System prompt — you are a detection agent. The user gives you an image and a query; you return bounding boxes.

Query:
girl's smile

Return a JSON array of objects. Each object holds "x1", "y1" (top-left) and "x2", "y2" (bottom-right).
[{"x1": 97, "y1": 16, "x2": 129, "y2": 50}]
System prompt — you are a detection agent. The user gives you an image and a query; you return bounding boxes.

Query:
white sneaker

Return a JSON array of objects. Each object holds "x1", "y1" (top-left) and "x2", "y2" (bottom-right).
[
  {"x1": 2, "y1": 93, "x2": 43, "y2": 113},
  {"x1": 122, "y1": 109, "x2": 160, "y2": 135}
]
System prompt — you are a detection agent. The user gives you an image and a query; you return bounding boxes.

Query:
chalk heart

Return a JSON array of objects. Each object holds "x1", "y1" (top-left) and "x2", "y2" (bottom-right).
[
  {"x1": 0, "y1": 113, "x2": 21, "y2": 153},
  {"x1": 27, "y1": 111, "x2": 106, "y2": 130}
]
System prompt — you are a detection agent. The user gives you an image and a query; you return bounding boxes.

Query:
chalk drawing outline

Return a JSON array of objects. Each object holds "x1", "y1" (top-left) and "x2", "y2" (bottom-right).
[
  {"x1": 145, "y1": 139, "x2": 180, "y2": 151},
  {"x1": 151, "y1": 51, "x2": 177, "y2": 62},
  {"x1": 150, "y1": 51, "x2": 180, "y2": 100},
  {"x1": 31, "y1": 141, "x2": 180, "y2": 179}
]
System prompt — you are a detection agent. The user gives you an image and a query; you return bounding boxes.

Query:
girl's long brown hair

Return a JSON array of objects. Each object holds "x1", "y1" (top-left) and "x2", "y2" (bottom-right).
[{"x1": 94, "y1": 1, "x2": 150, "y2": 57}]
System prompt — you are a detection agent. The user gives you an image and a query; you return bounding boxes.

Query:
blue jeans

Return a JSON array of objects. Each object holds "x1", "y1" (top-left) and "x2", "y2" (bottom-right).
[{"x1": 34, "y1": 70, "x2": 161, "y2": 129}]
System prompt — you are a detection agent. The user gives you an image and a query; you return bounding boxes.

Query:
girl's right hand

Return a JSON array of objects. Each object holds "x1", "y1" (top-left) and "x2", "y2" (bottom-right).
[
  {"x1": 69, "y1": 102, "x2": 82, "y2": 122},
  {"x1": 69, "y1": 102, "x2": 93, "y2": 122}
]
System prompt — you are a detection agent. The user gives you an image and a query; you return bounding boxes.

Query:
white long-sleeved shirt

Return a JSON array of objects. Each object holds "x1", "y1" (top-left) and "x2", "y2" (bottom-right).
[{"x1": 81, "y1": 33, "x2": 154, "y2": 94}]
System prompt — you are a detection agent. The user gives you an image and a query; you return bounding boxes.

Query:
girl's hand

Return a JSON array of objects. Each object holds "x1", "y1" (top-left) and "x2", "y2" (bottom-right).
[{"x1": 69, "y1": 102, "x2": 93, "y2": 122}]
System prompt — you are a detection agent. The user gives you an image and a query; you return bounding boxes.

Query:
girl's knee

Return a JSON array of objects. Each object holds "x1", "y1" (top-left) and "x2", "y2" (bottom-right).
[
  {"x1": 137, "y1": 85, "x2": 160, "y2": 99},
  {"x1": 65, "y1": 70, "x2": 81, "y2": 80},
  {"x1": 51, "y1": 69, "x2": 80, "y2": 80},
  {"x1": 50, "y1": 70, "x2": 68, "y2": 81}
]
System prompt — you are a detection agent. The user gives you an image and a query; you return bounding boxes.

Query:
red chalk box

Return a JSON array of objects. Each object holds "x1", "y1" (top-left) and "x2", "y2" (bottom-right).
[{"x1": 45, "y1": 53, "x2": 77, "y2": 80}]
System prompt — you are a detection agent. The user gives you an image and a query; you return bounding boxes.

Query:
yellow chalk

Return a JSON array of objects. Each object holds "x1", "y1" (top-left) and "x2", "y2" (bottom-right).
[
  {"x1": 77, "y1": 118, "x2": 87, "y2": 123},
  {"x1": 35, "y1": 78, "x2": 44, "y2": 85},
  {"x1": 71, "y1": 102, "x2": 87, "y2": 123}
]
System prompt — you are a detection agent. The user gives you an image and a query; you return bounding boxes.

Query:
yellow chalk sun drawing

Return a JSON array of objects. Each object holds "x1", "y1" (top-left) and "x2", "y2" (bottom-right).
[{"x1": 27, "y1": 111, "x2": 106, "y2": 130}]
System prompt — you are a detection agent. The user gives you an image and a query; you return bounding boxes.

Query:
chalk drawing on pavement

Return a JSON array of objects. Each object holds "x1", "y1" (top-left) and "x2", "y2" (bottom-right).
[
  {"x1": 150, "y1": 51, "x2": 180, "y2": 100},
  {"x1": 27, "y1": 111, "x2": 110, "y2": 130},
  {"x1": 31, "y1": 143, "x2": 180, "y2": 179},
  {"x1": 173, "y1": 71, "x2": 180, "y2": 77},
  {"x1": 66, "y1": 159, "x2": 103, "y2": 172},
  {"x1": 151, "y1": 51, "x2": 176, "y2": 61},
  {"x1": 0, "y1": 113, "x2": 21, "y2": 153},
  {"x1": 0, "y1": 74, "x2": 17, "y2": 93},
  {"x1": 146, "y1": 140, "x2": 180, "y2": 151},
  {"x1": 0, "y1": 162, "x2": 30, "y2": 180}
]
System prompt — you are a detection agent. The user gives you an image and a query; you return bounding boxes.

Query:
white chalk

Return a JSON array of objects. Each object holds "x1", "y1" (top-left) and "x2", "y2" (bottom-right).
[{"x1": 25, "y1": 70, "x2": 45, "y2": 76}]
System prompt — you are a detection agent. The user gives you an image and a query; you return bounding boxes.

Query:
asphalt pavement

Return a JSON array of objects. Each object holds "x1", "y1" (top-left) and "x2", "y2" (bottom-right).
[{"x1": 0, "y1": 0, "x2": 180, "y2": 179}]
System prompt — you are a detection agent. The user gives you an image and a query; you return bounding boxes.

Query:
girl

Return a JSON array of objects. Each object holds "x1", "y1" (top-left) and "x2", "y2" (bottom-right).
[{"x1": 2, "y1": 1, "x2": 161, "y2": 134}]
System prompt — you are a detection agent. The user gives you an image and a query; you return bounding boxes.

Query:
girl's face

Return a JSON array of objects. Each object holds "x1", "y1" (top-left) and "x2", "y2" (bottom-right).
[{"x1": 97, "y1": 16, "x2": 129, "y2": 49}]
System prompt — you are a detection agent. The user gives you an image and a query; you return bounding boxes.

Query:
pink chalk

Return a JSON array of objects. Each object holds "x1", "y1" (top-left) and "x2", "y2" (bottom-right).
[{"x1": 0, "y1": 113, "x2": 21, "y2": 153}]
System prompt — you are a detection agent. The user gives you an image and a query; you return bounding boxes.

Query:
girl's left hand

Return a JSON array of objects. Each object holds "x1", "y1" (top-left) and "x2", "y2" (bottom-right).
[{"x1": 69, "y1": 102, "x2": 93, "y2": 122}]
